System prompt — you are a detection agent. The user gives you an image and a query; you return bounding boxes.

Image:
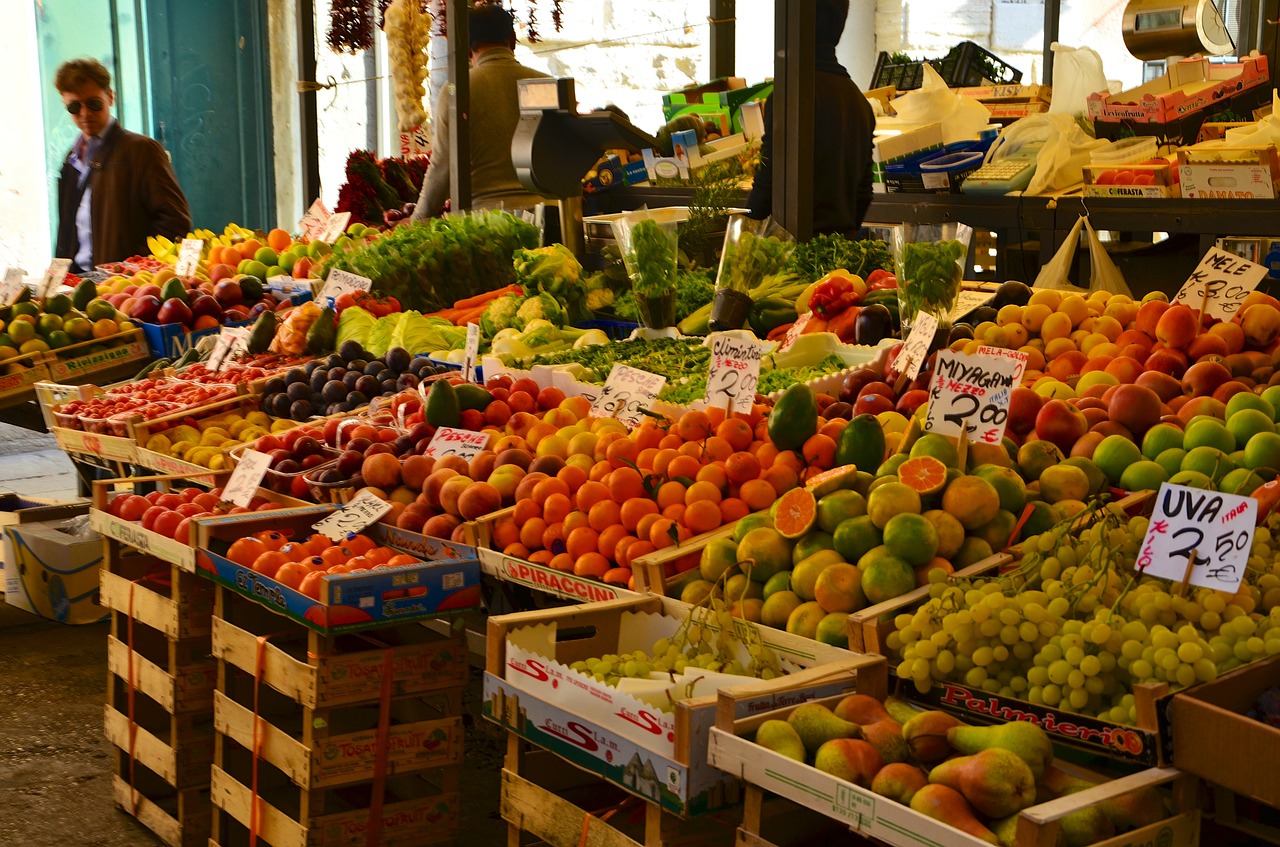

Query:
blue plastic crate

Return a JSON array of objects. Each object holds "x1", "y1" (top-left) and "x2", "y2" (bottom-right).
[
  {"x1": 576, "y1": 319, "x2": 640, "y2": 340},
  {"x1": 138, "y1": 317, "x2": 254, "y2": 360}
]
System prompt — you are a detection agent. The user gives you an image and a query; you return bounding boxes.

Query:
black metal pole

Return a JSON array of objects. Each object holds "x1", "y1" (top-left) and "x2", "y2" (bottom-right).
[
  {"x1": 1042, "y1": 0, "x2": 1061, "y2": 86},
  {"x1": 709, "y1": 0, "x2": 736, "y2": 80},
  {"x1": 773, "y1": 0, "x2": 814, "y2": 240},
  {"x1": 297, "y1": 0, "x2": 321, "y2": 210},
  {"x1": 447, "y1": 0, "x2": 471, "y2": 212}
]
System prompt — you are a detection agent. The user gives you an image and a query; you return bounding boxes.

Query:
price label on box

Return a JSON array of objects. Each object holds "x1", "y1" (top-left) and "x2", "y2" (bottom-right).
[
  {"x1": 893, "y1": 312, "x2": 938, "y2": 380},
  {"x1": 208, "y1": 327, "x2": 250, "y2": 372},
  {"x1": 777, "y1": 312, "x2": 812, "y2": 352},
  {"x1": 174, "y1": 238, "x2": 203, "y2": 277},
  {"x1": 704, "y1": 334, "x2": 767, "y2": 413},
  {"x1": 40, "y1": 258, "x2": 71, "y2": 299},
  {"x1": 299, "y1": 198, "x2": 330, "y2": 240},
  {"x1": 925, "y1": 350, "x2": 1020, "y2": 444},
  {"x1": 590, "y1": 364, "x2": 665, "y2": 429},
  {"x1": 0, "y1": 268, "x2": 25, "y2": 307},
  {"x1": 318, "y1": 211, "x2": 353, "y2": 243},
  {"x1": 1136, "y1": 482, "x2": 1255, "y2": 593},
  {"x1": 312, "y1": 489, "x2": 394, "y2": 542},
  {"x1": 319, "y1": 268, "x2": 372, "y2": 304},
  {"x1": 223, "y1": 449, "x2": 271, "y2": 508},
  {"x1": 1172, "y1": 247, "x2": 1269, "y2": 320},
  {"x1": 423, "y1": 427, "x2": 491, "y2": 460},
  {"x1": 975, "y1": 345, "x2": 1030, "y2": 383},
  {"x1": 462, "y1": 323, "x2": 481, "y2": 383}
]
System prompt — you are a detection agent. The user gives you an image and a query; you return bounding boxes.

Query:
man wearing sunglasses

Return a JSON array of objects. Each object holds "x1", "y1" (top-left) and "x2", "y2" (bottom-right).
[{"x1": 54, "y1": 58, "x2": 190, "y2": 272}]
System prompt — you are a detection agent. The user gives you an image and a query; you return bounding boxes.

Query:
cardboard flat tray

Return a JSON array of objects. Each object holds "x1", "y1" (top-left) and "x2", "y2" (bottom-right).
[
  {"x1": 476, "y1": 547, "x2": 638, "y2": 603},
  {"x1": 43, "y1": 329, "x2": 149, "y2": 382}
]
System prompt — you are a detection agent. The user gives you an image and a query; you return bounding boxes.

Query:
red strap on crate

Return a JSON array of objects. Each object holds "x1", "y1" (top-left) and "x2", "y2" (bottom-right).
[
  {"x1": 365, "y1": 647, "x2": 395, "y2": 847},
  {"x1": 1005, "y1": 502, "x2": 1037, "y2": 554}
]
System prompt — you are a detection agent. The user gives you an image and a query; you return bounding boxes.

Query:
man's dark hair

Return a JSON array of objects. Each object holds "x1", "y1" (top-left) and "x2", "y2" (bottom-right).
[
  {"x1": 469, "y1": 4, "x2": 516, "y2": 51},
  {"x1": 55, "y1": 57, "x2": 112, "y2": 93},
  {"x1": 815, "y1": 0, "x2": 849, "y2": 49}
]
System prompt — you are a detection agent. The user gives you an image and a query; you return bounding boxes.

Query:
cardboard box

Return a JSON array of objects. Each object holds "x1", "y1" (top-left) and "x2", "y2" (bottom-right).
[
  {"x1": 3, "y1": 509, "x2": 106, "y2": 624},
  {"x1": 1169, "y1": 656, "x2": 1280, "y2": 808},
  {"x1": 1088, "y1": 54, "x2": 1270, "y2": 124},
  {"x1": 483, "y1": 595, "x2": 878, "y2": 815},
  {"x1": 1179, "y1": 145, "x2": 1280, "y2": 199},
  {"x1": 662, "y1": 78, "x2": 773, "y2": 134},
  {"x1": 1083, "y1": 162, "x2": 1180, "y2": 199}
]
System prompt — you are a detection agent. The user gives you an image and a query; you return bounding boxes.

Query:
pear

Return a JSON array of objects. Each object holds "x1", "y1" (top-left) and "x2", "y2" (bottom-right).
[
  {"x1": 754, "y1": 719, "x2": 807, "y2": 762},
  {"x1": 833, "y1": 693, "x2": 893, "y2": 724},
  {"x1": 1039, "y1": 763, "x2": 1096, "y2": 801},
  {"x1": 990, "y1": 814, "x2": 1066, "y2": 847},
  {"x1": 929, "y1": 748, "x2": 1037, "y2": 819},
  {"x1": 946, "y1": 721, "x2": 1054, "y2": 778},
  {"x1": 910, "y1": 784, "x2": 999, "y2": 845},
  {"x1": 871, "y1": 762, "x2": 929, "y2": 805},
  {"x1": 1099, "y1": 786, "x2": 1167, "y2": 832},
  {"x1": 902, "y1": 710, "x2": 966, "y2": 764},
  {"x1": 1059, "y1": 807, "x2": 1115, "y2": 847},
  {"x1": 859, "y1": 717, "x2": 911, "y2": 764},
  {"x1": 786, "y1": 702, "x2": 861, "y2": 756},
  {"x1": 884, "y1": 695, "x2": 925, "y2": 725},
  {"x1": 813, "y1": 738, "x2": 883, "y2": 788}
]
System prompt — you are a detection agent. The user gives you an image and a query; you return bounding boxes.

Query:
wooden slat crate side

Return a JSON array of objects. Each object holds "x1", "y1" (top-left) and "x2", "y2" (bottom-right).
[
  {"x1": 106, "y1": 635, "x2": 216, "y2": 714},
  {"x1": 103, "y1": 705, "x2": 214, "y2": 789},
  {"x1": 111, "y1": 776, "x2": 211, "y2": 847}
]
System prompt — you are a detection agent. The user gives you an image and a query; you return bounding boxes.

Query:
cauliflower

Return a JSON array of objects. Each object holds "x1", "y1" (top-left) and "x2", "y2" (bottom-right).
[
  {"x1": 480, "y1": 295, "x2": 521, "y2": 338},
  {"x1": 515, "y1": 292, "x2": 564, "y2": 329},
  {"x1": 513, "y1": 244, "x2": 581, "y2": 295},
  {"x1": 586, "y1": 287, "x2": 615, "y2": 311}
]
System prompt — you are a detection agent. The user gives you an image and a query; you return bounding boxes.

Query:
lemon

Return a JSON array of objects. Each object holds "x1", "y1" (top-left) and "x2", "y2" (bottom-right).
[
  {"x1": 199, "y1": 433, "x2": 229, "y2": 447},
  {"x1": 245, "y1": 411, "x2": 271, "y2": 427},
  {"x1": 228, "y1": 419, "x2": 256, "y2": 438},
  {"x1": 270, "y1": 419, "x2": 297, "y2": 433},
  {"x1": 168, "y1": 425, "x2": 200, "y2": 444}
]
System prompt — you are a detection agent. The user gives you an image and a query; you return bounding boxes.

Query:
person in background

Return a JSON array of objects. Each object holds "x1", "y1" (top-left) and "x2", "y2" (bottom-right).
[
  {"x1": 412, "y1": 4, "x2": 551, "y2": 220},
  {"x1": 745, "y1": 0, "x2": 875, "y2": 236},
  {"x1": 54, "y1": 58, "x2": 191, "y2": 272}
]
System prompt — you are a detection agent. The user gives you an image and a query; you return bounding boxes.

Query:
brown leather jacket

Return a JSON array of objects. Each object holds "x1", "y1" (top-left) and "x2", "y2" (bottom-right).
[{"x1": 56, "y1": 122, "x2": 191, "y2": 268}]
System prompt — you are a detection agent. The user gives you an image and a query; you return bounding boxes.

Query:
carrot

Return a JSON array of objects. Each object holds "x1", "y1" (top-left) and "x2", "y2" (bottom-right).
[
  {"x1": 453, "y1": 284, "x2": 522, "y2": 310},
  {"x1": 454, "y1": 305, "x2": 487, "y2": 325},
  {"x1": 766, "y1": 322, "x2": 794, "y2": 341}
]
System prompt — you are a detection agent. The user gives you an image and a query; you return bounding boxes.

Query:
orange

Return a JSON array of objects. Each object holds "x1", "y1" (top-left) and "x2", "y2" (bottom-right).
[
  {"x1": 898, "y1": 456, "x2": 948, "y2": 496},
  {"x1": 254, "y1": 530, "x2": 288, "y2": 551},
  {"x1": 227, "y1": 537, "x2": 268, "y2": 568},
  {"x1": 588, "y1": 500, "x2": 622, "y2": 532},
  {"x1": 575, "y1": 480, "x2": 611, "y2": 512},
  {"x1": 772, "y1": 487, "x2": 817, "y2": 539},
  {"x1": 773, "y1": 450, "x2": 804, "y2": 473},
  {"x1": 574, "y1": 552, "x2": 611, "y2": 579},
  {"x1": 656, "y1": 481, "x2": 687, "y2": 510},
  {"x1": 365, "y1": 547, "x2": 394, "y2": 565},
  {"x1": 624, "y1": 541, "x2": 655, "y2": 568},
  {"x1": 513, "y1": 499, "x2": 542, "y2": 525},
  {"x1": 684, "y1": 480, "x2": 723, "y2": 505},
  {"x1": 650, "y1": 518, "x2": 679, "y2": 549},
  {"x1": 703, "y1": 406, "x2": 727, "y2": 430},
  {"x1": 594, "y1": 431, "x2": 627, "y2": 460},
  {"x1": 597, "y1": 525, "x2": 630, "y2": 560},
  {"x1": 589, "y1": 461, "x2": 612, "y2": 482},
  {"x1": 676, "y1": 410, "x2": 712, "y2": 442},
  {"x1": 725, "y1": 452, "x2": 761, "y2": 485},
  {"x1": 566, "y1": 527, "x2": 600, "y2": 559},
  {"x1": 740, "y1": 478, "x2": 777, "y2": 511},
  {"x1": 720, "y1": 497, "x2": 749, "y2": 524},
  {"x1": 678, "y1": 441, "x2": 704, "y2": 459},
  {"x1": 801, "y1": 434, "x2": 837, "y2": 469},
  {"x1": 684, "y1": 499, "x2": 722, "y2": 534},
  {"x1": 520, "y1": 518, "x2": 548, "y2": 550},
  {"x1": 549, "y1": 552, "x2": 575, "y2": 573},
  {"x1": 274, "y1": 562, "x2": 310, "y2": 590},
  {"x1": 532, "y1": 478, "x2": 570, "y2": 505},
  {"x1": 658, "y1": 434, "x2": 682, "y2": 450},
  {"x1": 543, "y1": 493, "x2": 573, "y2": 525},
  {"x1": 620, "y1": 497, "x2": 659, "y2": 531},
  {"x1": 563, "y1": 510, "x2": 591, "y2": 535},
  {"x1": 266, "y1": 228, "x2": 291, "y2": 252},
  {"x1": 615, "y1": 537, "x2": 639, "y2": 569},
  {"x1": 303, "y1": 533, "x2": 334, "y2": 555},
  {"x1": 635, "y1": 513, "x2": 662, "y2": 544},
  {"x1": 503, "y1": 542, "x2": 531, "y2": 559},
  {"x1": 278, "y1": 542, "x2": 311, "y2": 562},
  {"x1": 602, "y1": 568, "x2": 633, "y2": 586},
  {"x1": 557, "y1": 464, "x2": 588, "y2": 491},
  {"x1": 755, "y1": 442, "x2": 780, "y2": 469},
  {"x1": 704, "y1": 436, "x2": 733, "y2": 462},
  {"x1": 250, "y1": 550, "x2": 289, "y2": 578},
  {"x1": 696, "y1": 463, "x2": 729, "y2": 491},
  {"x1": 319, "y1": 546, "x2": 354, "y2": 568},
  {"x1": 528, "y1": 550, "x2": 554, "y2": 565},
  {"x1": 662, "y1": 503, "x2": 686, "y2": 523},
  {"x1": 541, "y1": 522, "x2": 566, "y2": 552},
  {"x1": 636, "y1": 448, "x2": 660, "y2": 471},
  {"x1": 344, "y1": 534, "x2": 377, "y2": 555},
  {"x1": 667, "y1": 455, "x2": 702, "y2": 482},
  {"x1": 633, "y1": 423, "x2": 664, "y2": 452},
  {"x1": 387, "y1": 554, "x2": 419, "y2": 567},
  {"x1": 608, "y1": 466, "x2": 646, "y2": 502},
  {"x1": 606, "y1": 438, "x2": 639, "y2": 469},
  {"x1": 716, "y1": 418, "x2": 753, "y2": 451},
  {"x1": 298, "y1": 571, "x2": 327, "y2": 599},
  {"x1": 763, "y1": 464, "x2": 799, "y2": 496},
  {"x1": 652, "y1": 449, "x2": 679, "y2": 478},
  {"x1": 493, "y1": 521, "x2": 521, "y2": 550}
]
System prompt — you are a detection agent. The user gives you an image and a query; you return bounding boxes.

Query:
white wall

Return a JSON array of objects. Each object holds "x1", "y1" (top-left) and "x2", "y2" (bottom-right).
[{"x1": 0, "y1": 3, "x2": 51, "y2": 274}]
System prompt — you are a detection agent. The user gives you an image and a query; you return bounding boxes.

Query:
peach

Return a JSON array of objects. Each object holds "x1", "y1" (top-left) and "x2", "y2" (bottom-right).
[
  {"x1": 401, "y1": 455, "x2": 435, "y2": 491},
  {"x1": 468, "y1": 451, "x2": 496, "y2": 482},
  {"x1": 458, "y1": 481, "x2": 502, "y2": 520},
  {"x1": 451, "y1": 523, "x2": 470, "y2": 543},
  {"x1": 438, "y1": 475, "x2": 471, "y2": 517},
  {"x1": 397, "y1": 504, "x2": 432, "y2": 530},
  {"x1": 1145, "y1": 348, "x2": 1188, "y2": 378},
  {"x1": 423, "y1": 469, "x2": 460, "y2": 509},
  {"x1": 1135, "y1": 300, "x2": 1171, "y2": 336},
  {"x1": 434, "y1": 454, "x2": 471, "y2": 475},
  {"x1": 1181, "y1": 360, "x2": 1232, "y2": 398},
  {"x1": 494, "y1": 448, "x2": 532, "y2": 469},
  {"x1": 1070, "y1": 431, "x2": 1106, "y2": 459},
  {"x1": 1242, "y1": 304, "x2": 1280, "y2": 348},
  {"x1": 1135, "y1": 370, "x2": 1182, "y2": 402},
  {"x1": 1177, "y1": 396, "x2": 1226, "y2": 423},
  {"x1": 514, "y1": 472, "x2": 548, "y2": 503},
  {"x1": 1108, "y1": 384, "x2": 1163, "y2": 437},
  {"x1": 488, "y1": 465, "x2": 525, "y2": 502},
  {"x1": 1155, "y1": 304, "x2": 1199, "y2": 349},
  {"x1": 492, "y1": 435, "x2": 529, "y2": 454},
  {"x1": 361, "y1": 453, "x2": 402, "y2": 490},
  {"x1": 422, "y1": 513, "x2": 461, "y2": 539},
  {"x1": 1103, "y1": 356, "x2": 1144, "y2": 384}
]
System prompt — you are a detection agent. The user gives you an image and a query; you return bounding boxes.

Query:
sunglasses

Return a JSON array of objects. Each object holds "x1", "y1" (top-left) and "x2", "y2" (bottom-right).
[{"x1": 66, "y1": 97, "x2": 105, "y2": 115}]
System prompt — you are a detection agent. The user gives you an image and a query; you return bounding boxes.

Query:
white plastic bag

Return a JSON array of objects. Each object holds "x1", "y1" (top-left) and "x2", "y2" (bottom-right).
[
  {"x1": 1048, "y1": 43, "x2": 1108, "y2": 117},
  {"x1": 1033, "y1": 215, "x2": 1132, "y2": 296},
  {"x1": 1223, "y1": 91, "x2": 1280, "y2": 147},
  {"x1": 985, "y1": 114, "x2": 1107, "y2": 195},
  {"x1": 889, "y1": 64, "x2": 990, "y2": 139}
]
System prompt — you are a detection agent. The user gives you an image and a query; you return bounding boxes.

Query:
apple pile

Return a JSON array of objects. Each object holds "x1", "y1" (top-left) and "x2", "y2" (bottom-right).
[
  {"x1": 100, "y1": 269, "x2": 290, "y2": 332},
  {"x1": 106, "y1": 486, "x2": 285, "y2": 546}
]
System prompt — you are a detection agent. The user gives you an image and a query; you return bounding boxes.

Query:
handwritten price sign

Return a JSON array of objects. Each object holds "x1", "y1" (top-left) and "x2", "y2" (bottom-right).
[
  {"x1": 299, "y1": 198, "x2": 330, "y2": 240},
  {"x1": 423, "y1": 427, "x2": 491, "y2": 461},
  {"x1": 1136, "y1": 483, "x2": 1255, "y2": 593},
  {"x1": 40, "y1": 259, "x2": 71, "y2": 299},
  {"x1": 318, "y1": 211, "x2": 353, "y2": 243},
  {"x1": 590, "y1": 364, "x2": 666, "y2": 428},
  {"x1": 224, "y1": 449, "x2": 272, "y2": 508},
  {"x1": 462, "y1": 323, "x2": 481, "y2": 384},
  {"x1": 704, "y1": 334, "x2": 766, "y2": 413},
  {"x1": 777, "y1": 312, "x2": 812, "y2": 352},
  {"x1": 312, "y1": 489, "x2": 394, "y2": 542},
  {"x1": 948, "y1": 290, "x2": 995, "y2": 323},
  {"x1": 319, "y1": 268, "x2": 373, "y2": 304},
  {"x1": 208, "y1": 327, "x2": 250, "y2": 372},
  {"x1": 1172, "y1": 247, "x2": 1268, "y2": 321},
  {"x1": 175, "y1": 238, "x2": 204, "y2": 277},
  {"x1": 925, "y1": 350, "x2": 1020, "y2": 444},
  {"x1": 894, "y1": 311, "x2": 939, "y2": 380},
  {"x1": 975, "y1": 345, "x2": 1030, "y2": 384},
  {"x1": 1, "y1": 269, "x2": 25, "y2": 307}
]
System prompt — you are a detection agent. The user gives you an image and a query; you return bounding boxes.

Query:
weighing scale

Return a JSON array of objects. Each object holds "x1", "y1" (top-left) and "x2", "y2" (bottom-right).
[
  {"x1": 1121, "y1": 0, "x2": 1236, "y2": 60},
  {"x1": 511, "y1": 77, "x2": 659, "y2": 257}
]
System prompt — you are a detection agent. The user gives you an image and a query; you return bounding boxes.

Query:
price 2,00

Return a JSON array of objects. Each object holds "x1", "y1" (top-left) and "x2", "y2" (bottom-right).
[{"x1": 928, "y1": 392, "x2": 1006, "y2": 443}]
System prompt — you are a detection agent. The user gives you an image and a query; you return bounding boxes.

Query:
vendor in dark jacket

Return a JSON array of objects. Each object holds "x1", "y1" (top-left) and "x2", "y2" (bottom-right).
[
  {"x1": 54, "y1": 57, "x2": 191, "y2": 272},
  {"x1": 745, "y1": 0, "x2": 875, "y2": 236}
]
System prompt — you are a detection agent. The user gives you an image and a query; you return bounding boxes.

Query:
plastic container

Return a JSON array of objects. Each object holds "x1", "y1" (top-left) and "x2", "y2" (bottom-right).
[
  {"x1": 1091, "y1": 136, "x2": 1158, "y2": 167},
  {"x1": 872, "y1": 41, "x2": 1023, "y2": 91},
  {"x1": 575, "y1": 319, "x2": 641, "y2": 341},
  {"x1": 227, "y1": 442, "x2": 339, "y2": 496}
]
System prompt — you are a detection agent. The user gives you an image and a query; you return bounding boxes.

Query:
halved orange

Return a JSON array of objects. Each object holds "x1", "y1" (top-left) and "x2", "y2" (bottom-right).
[
  {"x1": 898, "y1": 456, "x2": 948, "y2": 496},
  {"x1": 771, "y1": 487, "x2": 817, "y2": 540}
]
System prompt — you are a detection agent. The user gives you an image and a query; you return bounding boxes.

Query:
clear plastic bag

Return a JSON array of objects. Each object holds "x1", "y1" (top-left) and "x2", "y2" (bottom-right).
[
  {"x1": 894, "y1": 222, "x2": 973, "y2": 330},
  {"x1": 611, "y1": 208, "x2": 680, "y2": 328},
  {"x1": 711, "y1": 216, "x2": 794, "y2": 332}
]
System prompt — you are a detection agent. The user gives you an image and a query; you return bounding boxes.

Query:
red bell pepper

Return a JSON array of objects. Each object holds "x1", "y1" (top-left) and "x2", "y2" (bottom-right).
[
  {"x1": 866, "y1": 269, "x2": 898, "y2": 291},
  {"x1": 808, "y1": 271, "x2": 863, "y2": 318}
]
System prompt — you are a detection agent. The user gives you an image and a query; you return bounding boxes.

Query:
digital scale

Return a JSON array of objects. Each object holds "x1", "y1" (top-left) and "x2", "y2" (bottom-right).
[{"x1": 1121, "y1": 1, "x2": 1235, "y2": 60}]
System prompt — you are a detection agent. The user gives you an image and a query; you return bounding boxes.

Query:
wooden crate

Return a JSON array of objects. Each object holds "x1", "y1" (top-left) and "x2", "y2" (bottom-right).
[
  {"x1": 709, "y1": 681, "x2": 1201, "y2": 847},
  {"x1": 209, "y1": 586, "x2": 463, "y2": 847}
]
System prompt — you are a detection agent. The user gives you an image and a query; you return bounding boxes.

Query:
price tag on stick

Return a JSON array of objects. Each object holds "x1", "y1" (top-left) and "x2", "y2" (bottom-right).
[
  {"x1": 591, "y1": 364, "x2": 666, "y2": 429},
  {"x1": 0, "y1": 269, "x2": 25, "y2": 307},
  {"x1": 462, "y1": 323, "x2": 481, "y2": 384},
  {"x1": 423, "y1": 427, "x2": 491, "y2": 460},
  {"x1": 777, "y1": 312, "x2": 812, "y2": 352},
  {"x1": 208, "y1": 327, "x2": 250, "y2": 372},
  {"x1": 223, "y1": 449, "x2": 272, "y2": 508},
  {"x1": 894, "y1": 311, "x2": 939, "y2": 383},
  {"x1": 175, "y1": 238, "x2": 204, "y2": 277},
  {"x1": 1172, "y1": 247, "x2": 1268, "y2": 322},
  {"x1": 312, "y1": 489, "x2": 394, "y2": 542},
  {"x1": 318, "y1": 211, "x2": 352, "y2": 243},
  {"x1": 40, "y1": 259, "x2": 71, "y2": 299},
  {"x1": 299, "y1": 198, "x2": 331, "y2": 239},
  {"x1": 1135, "y1": 482, "x2": 1255, "y2": 594},
  {"x1": 925, "y1": 350, "x2": 1020, "y2": 445},
  {"x1": 704, "y1": 334, "x2": 766, "y2": 413},
  {"x1": 318, "y1": 268, "x2": 373, "y2": 304}
]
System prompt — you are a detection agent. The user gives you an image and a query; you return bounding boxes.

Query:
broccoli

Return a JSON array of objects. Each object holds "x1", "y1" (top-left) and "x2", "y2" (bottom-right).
[
  {"x1": 515, "y1": 292, "x2": 565, "y2": 329},
  {"x1": 480, "y1": 295, "x2": 522, "y2": 338}
]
